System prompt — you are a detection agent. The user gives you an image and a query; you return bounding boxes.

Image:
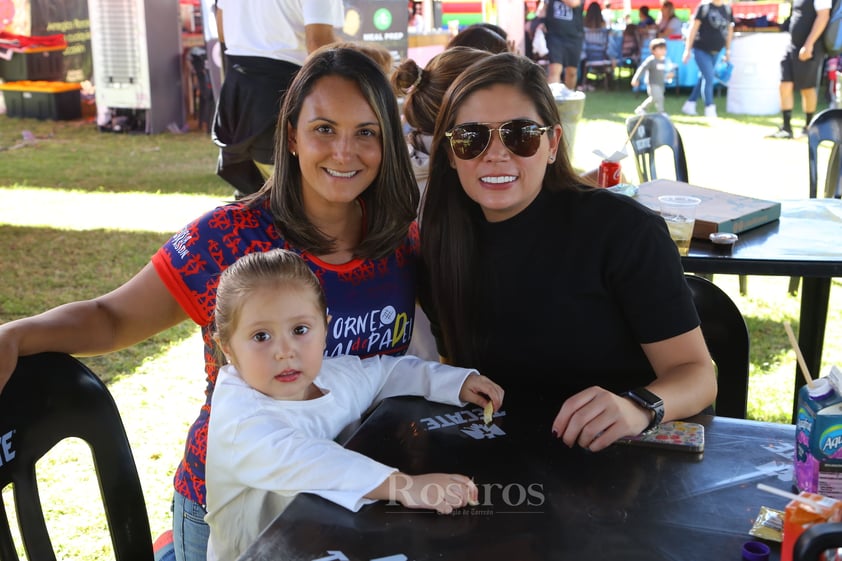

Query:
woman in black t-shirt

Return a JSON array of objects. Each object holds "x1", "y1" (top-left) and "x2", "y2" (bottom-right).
[{"x1": 419, "y1": 52, "x2": 717, "y2": 453}]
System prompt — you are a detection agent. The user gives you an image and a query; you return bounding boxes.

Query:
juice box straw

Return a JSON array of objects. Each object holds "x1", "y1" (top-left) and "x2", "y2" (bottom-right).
[
  {"x1": 785, "y1": 321, "x2": 814, "y2": 388},
  {"x1": 757, "y1": 483, "x2": 826, "y2": 511}
]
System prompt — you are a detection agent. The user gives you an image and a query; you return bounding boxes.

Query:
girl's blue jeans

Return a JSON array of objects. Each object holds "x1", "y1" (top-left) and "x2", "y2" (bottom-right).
[
  {"x1": 687, "y1": 48, "x2": 718, "y2": 107},
  {"x1": 172, "y1": 493, "x2": 210, "y2": 561}
]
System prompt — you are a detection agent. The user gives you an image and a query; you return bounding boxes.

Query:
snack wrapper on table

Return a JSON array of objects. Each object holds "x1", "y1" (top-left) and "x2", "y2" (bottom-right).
[{"x1": 750, "y1": 506, "x2": 784, "y2": 542}]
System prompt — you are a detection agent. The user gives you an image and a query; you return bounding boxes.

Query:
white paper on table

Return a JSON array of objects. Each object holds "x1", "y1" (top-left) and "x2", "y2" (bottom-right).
[{"x1": 593, "y1": 148, "x2": 628, "y2": 163}]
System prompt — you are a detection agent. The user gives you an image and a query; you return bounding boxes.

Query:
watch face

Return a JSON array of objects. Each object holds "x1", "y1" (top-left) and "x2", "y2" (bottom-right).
[{"x1": 631, "y1": 387, "x2": 664, "y2": 408}]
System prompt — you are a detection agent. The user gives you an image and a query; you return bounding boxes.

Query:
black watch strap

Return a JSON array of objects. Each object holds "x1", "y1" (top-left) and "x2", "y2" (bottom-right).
[{"x1": 623, "y1": 387, "x2": 665, "y2": 434}]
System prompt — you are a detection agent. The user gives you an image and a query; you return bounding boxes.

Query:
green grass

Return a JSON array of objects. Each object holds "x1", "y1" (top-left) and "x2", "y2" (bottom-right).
[
  {"x1": 0, "y1": 115, "x2": 226, "y2": 558},
  {"x1": 0, "y1": 119, "x2": 227, "y2": 194},
  {"x1": 0, "y1": 82, "x2": 838, "y2": 558}
]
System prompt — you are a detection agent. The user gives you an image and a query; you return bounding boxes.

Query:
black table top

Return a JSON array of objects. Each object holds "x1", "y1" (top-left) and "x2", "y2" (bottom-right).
[
  {"x1": 238, "y1": 395, "x2": 795, "y2": 561},
  {"x1": 681, "y1": 198, "x2": 842, "y2": 277}
]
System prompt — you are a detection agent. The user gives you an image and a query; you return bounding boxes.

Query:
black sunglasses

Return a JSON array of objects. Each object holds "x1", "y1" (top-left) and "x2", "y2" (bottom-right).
[{"x1": 445, "y1": 119, "x2": 552, "y2": 160}]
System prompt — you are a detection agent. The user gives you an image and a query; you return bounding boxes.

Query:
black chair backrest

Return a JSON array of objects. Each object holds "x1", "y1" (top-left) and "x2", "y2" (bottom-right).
[
  {"x1": 625, "y1": 113, "x2": 689, "y2": 183},
  {"x1": 685, "y1": 275, "x2": 750, "y2": 419},
  {"x1": 621, "y1": 30, "x2": 641, "y2": 60},
  {"x1": 807, "y1": 108, "x2": 842, "y2": 199},
  {"x1": 0, "y1": 353, "x2": 153, "y2": 561},
  {"x1": 582, "y1": 27, "x2": 611, "y2": 61},
  {"x1": 793, "y1": 522, "x2": 842, "y2": 561}
]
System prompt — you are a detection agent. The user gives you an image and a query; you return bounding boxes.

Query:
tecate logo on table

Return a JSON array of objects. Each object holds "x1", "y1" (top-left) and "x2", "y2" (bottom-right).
[{"x1": 418, "y1": 405, "x2": 506, "y2": 439}]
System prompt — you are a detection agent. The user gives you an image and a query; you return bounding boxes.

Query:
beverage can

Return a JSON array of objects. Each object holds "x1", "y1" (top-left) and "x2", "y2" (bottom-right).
[{"x1": 598, "y1": 160, "x2": 621, "y2": 188}]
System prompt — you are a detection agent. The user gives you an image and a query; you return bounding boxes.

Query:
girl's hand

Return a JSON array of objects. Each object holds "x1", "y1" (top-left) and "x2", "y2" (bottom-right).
[
  {"x1": 389, "y1": 472, "x2": 478, "y2": 514},
  {"x1": 459, "y1": 373, "x2": 504, "y2": 414},
  {"x1": 550, "y1": 386, "x2": 650, "y2": 452}
]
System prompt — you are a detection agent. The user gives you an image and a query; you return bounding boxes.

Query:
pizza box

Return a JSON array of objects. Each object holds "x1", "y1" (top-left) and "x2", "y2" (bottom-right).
[{"x1": 636, "y1": 179, "x2": 782, "y2": 239}]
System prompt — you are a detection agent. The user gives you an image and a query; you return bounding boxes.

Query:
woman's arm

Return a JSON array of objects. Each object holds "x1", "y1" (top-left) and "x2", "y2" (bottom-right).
[
  {"x1": 682, "y1": 19, "x2": 701, "y2": 62},
  {"x1": 214, "y1": 5, "x2": 224, "y2": 44},
  {"x1": 639, "y1": 326, "x2": 717, "y2": 422},
  {"x1": 724, "y1": 18, "x2": 735, "y2": 62},
  {"x1": 801, "y1": 8, "x2": 830, "y2": 60},
  {"x1": 304, "y1": 23, "x2": 337, "y2": 53},
  {"x1": 0, "y1": 263, "x2": 189, "y2": 392},
  {"x1": 551, "y1": 327, "x2": 716, "y2": 452}
]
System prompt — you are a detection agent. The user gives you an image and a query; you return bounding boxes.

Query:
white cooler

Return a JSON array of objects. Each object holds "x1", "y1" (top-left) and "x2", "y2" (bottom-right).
[{"x1": 726, "y1": 32, "x2": 790, "y2": 115}]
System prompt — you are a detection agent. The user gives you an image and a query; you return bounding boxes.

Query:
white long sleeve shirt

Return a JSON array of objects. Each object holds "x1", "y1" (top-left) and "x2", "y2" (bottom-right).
[{"x1": 205, "y1": 355, "x2": 475, "y2": 561}]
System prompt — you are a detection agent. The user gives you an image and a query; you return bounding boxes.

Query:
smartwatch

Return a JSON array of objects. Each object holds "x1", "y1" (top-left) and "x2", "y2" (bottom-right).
[{"x1": 623, "y1": 387, "x2": 664, "y2": 434}]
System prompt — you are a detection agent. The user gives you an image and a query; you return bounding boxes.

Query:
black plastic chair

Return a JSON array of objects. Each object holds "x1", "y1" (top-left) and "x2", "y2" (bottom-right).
[
  {"x1": 581, "y1": 28, "x2": 615, "y2": 90},
  {"x1": 790, "y1": 109, "x2": 842, "y2": 294},
  {"x1": 625, "y1": 113, "x2": 688, "y2": 184},
  {"x1": 685, "y1": 274, "x2": 750, "y2": 419},
  {"x1": 793, "y1": 522, "x2": 842, "y2": 561},
  {"x1": 615, "y1": 25, "x2": 641, "y2": 87},
  {"x1": 0, "y1": 353, "x2": 153, "y2": 561},
  {"x1": 808, "y1": 108, "x2": 842, "y2": 200}
]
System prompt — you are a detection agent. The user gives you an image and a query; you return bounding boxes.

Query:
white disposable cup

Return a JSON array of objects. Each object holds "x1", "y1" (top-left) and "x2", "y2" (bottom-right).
[{"x1": 658, "y1": 195, "x2": 701, "y2": 256}]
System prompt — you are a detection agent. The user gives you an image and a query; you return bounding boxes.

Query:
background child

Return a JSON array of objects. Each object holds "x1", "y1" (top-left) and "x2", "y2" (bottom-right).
[
  {"x1": 631, "y1": 37, "x2": 672, "y2": 114},
  {"x1": 204, "y1": 249, "x2": 504, "y2": 561}
]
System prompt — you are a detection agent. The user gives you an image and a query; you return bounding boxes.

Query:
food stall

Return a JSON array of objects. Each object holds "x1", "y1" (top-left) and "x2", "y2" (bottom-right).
[
  {"x1": 408, "y1": 0, "x2": 487, "y2": 58},
  {"x1": 407, "y1": 0, "x2": 524, "y2": 66},
  {"x1": 0, "y1": 0, "x2": 91, "y2": 83}
]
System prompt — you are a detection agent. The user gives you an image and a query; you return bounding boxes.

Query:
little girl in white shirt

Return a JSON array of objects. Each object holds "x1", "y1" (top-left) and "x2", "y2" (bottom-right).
[{"x1": 204, "y1": 248, "x2": 504, "y2": 560}]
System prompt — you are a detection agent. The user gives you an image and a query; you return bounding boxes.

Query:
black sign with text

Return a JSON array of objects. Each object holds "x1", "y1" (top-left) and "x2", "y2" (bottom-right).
[
  {"x1": 341, "y1": 0, "x2": 408, "y2": 62},
  {"x1": 29, "y1": 0, "x2": 92, "y2": 82}
]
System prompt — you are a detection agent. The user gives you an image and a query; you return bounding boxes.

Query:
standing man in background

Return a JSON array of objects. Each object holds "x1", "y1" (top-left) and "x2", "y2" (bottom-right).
[
  {"x1": 538, "y1": 0, "x2": 585, "y2": 89},
  {"x1": 768, "y1": 0, "x2": 830, "y2": 138},
  {"x1": 212, "y1": 1, "x2": 345, "y2": 196}
]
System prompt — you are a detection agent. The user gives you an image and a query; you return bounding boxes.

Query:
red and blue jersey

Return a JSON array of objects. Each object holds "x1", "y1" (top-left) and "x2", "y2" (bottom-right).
[{"x1": 151, "y1": 196, "x2": 419, "y2": 506}]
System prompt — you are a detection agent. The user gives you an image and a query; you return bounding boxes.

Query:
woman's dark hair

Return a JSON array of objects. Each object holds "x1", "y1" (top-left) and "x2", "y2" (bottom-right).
[
  {"x1": 214, "y1": 249, "x2": 327, "y2": 357},
  {"x1": 251, "y1": 47, "x2": 418, "y2": 259},
  {"x1": 476, "y1": 22, "x2": 508, "y2": 39},
  {"x1": 446, "y1": 23, "x2": 509, "y2": 52},
  {"x1": 584, "y1": 1, "x2": 606, "y2": 28},
  {"x1": 420, "y1": 53, "x2": 580, "y2": 366},
  {"x1": 392, "y1": 47, "x2": 492, "y2": 135}
]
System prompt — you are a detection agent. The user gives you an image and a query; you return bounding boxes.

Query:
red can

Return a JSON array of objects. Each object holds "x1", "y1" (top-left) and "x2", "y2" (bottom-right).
[{"x1": 598, "y1": 160, "x2": 621, "y2": 188}]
